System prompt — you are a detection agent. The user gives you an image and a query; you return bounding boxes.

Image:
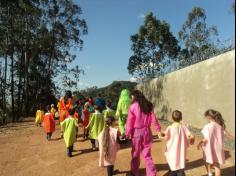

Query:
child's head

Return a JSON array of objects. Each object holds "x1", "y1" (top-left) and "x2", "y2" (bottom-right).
[
  {"x1": 106, "y1": 100, "x2": 112, "y2": 108},
  {"x1": 172, "y1": 110, "x2": 182, "y2": 122},
  {"x1": 46, "y1": 105, "x2": 51, "y2": 112},
  {"x1": 105, "y1": 116, "x2": 116, "y2": 127},
  {"x1": 51, "y1": 104, "x2": 54, "y2": 108},
  {"x1": 204, "y1": 109, "x2": 226, "y2": 129},
  {"x1": 94, "y1": 104, "x2": 100, "y2": 111},
  {"x1": 69, "y1": 108, "x2": 76, "y2": 116},
  {"x1": 84, "y1": 102, "x2": 89, "y2": 109}
]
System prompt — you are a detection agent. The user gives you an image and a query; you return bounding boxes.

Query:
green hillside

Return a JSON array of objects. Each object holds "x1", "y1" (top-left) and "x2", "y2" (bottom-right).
[{"x1": 74, "y1": 81, "x2": 137, "y2": 108}]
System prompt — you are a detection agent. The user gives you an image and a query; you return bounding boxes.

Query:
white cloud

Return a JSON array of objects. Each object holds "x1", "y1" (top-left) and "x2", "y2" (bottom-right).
[{"x1": 137, "y1": 13, "x2": 145, "y2": 19}]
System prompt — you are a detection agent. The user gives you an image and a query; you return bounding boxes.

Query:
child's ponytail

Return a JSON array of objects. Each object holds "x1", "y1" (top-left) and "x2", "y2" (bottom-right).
[
  {"x1": 103, "y1": 122, "x2": 110, "y2": 161},
  {"x1": 215, "y1": 111, "x2": 226, "y2": 130},
  {"x1": 102, "y1": 116, "x2": 115, "y2": 161},
  {"x1": 204, "y1": 109, "x2": 226, "y2": 129}
]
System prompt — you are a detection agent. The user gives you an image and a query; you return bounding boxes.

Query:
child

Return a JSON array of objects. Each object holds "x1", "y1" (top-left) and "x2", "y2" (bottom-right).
[
  {"x1": 116, "y1": 89, "x2": 131, "y2": 136},
  {"x1": 198, "y1": 109, "x2": 234, "y2": 176},
  {"x1": 98, "y1": 116, "x2": 121, "y2": 176},
  {"x1": 60, "y1": 108, "x2": 79, "y2": 157},
  {"x1": 86, "y1": 103, "x2": 105, "y2": 150},
  {"x1": 125, "y1": 90, "x2": 162, "y2": 176},
  {"x1": 82, "y1": 102, "x2": 90, "y2": 139},
  {"x1": 103, "y1": 100, "x2": 115, "y2": 120},
  {"x1": 35, "y1": 107, "x2": 44, "y2": 127},
  {"x1": 59, "y1": 91, "x2": 73, "y2": 138},
  {"x1": 164, "y1": 110, "x2": 195, "y2": 176},
  {"x1": 43, "y1": 105, "x2": 56, "y2": 140},
  {"x1": 50, "y1": 104, "x2": 56, "y2": 118}
]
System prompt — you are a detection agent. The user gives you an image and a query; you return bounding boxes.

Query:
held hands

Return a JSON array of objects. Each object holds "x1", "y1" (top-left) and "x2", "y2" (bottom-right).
[
  {"x1": 157, "y1": 132, "x2": 165, "y2": 140},
  {"x1": 197, "y1": 140, "x2": 207, "y2": 150}
]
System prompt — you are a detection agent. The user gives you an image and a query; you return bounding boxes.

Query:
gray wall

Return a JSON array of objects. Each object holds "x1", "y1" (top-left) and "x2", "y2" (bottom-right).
[{"x1": 138, "y1": 50, "x2": 235, "y2": 133}]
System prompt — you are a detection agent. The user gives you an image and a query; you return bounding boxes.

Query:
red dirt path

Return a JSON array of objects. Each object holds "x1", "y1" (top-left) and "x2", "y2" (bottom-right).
[{"x1": 0, "y1": 118, "x2": 234, "y2": 176}]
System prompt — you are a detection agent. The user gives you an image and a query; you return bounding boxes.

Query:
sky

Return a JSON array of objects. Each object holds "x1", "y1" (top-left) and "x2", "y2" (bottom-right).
[{"x1": 72, "y1": 0, "x2": 235, "y2": 90}]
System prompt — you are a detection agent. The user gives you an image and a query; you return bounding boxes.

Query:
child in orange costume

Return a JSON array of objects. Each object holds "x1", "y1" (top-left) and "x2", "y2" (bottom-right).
[
  {"x1": 43, "y1": 105, "x2": 56, "y2": 141},
  {"x1": 82, "y1": 102, "x2": 90, "y2": 139},
  {"x1": 59, "y1": 91, "x2": 73, "y2": 138},
  {"x1": 59, "y1": 91, "x2": 73, "y2": 123}
]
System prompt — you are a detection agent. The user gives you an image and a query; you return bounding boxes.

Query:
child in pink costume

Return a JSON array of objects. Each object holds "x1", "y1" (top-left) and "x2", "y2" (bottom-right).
[
  {"x1": 198, "y1": 109, "x2": 234, "y2": 176},
  {"x1": 164, "y1": 110, "x2": 195, "y2": 176},
  {"x1": 125, "y1": 90, "x2": 162, "y2": 176},
  {"x1": 98, "y1": 116, "x2": 121, "y2": 176}
]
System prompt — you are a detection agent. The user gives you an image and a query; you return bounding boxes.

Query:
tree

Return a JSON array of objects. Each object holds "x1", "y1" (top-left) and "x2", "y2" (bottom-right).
[
  {"x1": 127, "y1": 12, "x2": 180, "y2": 79},
  {"x1": 0, "y1": 0, "x2": 87, "y2": 121},
  {"x1": 178, "y1": 7, "x2": 218, "y2": 67}
]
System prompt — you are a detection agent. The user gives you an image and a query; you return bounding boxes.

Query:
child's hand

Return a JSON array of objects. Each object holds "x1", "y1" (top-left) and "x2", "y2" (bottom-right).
[
  {"x1": 120, "y1": 134, "x2": 127, "y2": 141},
  {"x1": 157, "y1": 132, "x2": 165, "y2": 140},
  {"x1": 197, "y1": 142, "x2": 202, "y2": 150},
  {"x1": 189, "y1": 137, "x2": 195, "y2": 145},
  {"x1": 197, "y1": 140, "x2": 206, "y2": 150}
]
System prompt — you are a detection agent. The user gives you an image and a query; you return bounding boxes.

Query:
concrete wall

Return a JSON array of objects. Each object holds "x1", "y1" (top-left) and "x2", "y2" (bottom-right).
[{"x1": 138, "y1": 50, "x2": 235, "y2": 133}]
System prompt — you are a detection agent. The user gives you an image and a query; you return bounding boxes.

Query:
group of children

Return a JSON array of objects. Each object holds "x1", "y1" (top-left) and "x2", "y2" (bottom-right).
[{"x1": 35, "y1": 89, "x2": 234, "y2": 176}]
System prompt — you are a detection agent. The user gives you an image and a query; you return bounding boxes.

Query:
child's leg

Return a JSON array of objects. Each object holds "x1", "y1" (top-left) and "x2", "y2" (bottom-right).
[
  {"x1": 91, "y1": 139, "x2": 96, "y2": 149},
  {"x1": 142, "y1": 133, "x2": 156, "y2": 176},
  {"x1": 67, "y1": 147, "x2": 71, "y2": 157},
  {"x1": 213, "y1": 163, "x2": 221, "y2": 176},
  {"x1": 205, "y1": 162, "x2": 213, "y2": 176},
  {"x1": 60, "y1": 125, "x2": 64, "y2": 138},
  {"x1": 46, "y1": 133, "x2": 49, "y2": 140},
  {"x1": 118, "y1": 116, "x2": 126, "y2": 135},
  {"x1": 176, "y1": 169, "x2": 185, "y2": 176},
  {"x1": 49, "y1": 132, "x2": 52, "y2": 140},
  {"x1": 71, "y1": 144, "x2": 74, "y2": 152},
  {"x1": 131, "y1": 137, "x2": 142, "y2": 176},
  {"x1": 86, "y1": 129, "x2": 89, "y2": 138},
  {"x1": 168, "y1": 170, "x2": 177, "y2": 176},
  {"x1": 83, "y1": 128, "x2": 86, "y2": 139},
  {"x1": 107, "y1": 165, "x2": 114, "y2": 176}
]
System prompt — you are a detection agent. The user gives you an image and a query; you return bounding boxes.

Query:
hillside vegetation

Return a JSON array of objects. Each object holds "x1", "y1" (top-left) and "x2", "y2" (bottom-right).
[{"x1": 74, "y1": 81, "x2": 137, "y2": 108}]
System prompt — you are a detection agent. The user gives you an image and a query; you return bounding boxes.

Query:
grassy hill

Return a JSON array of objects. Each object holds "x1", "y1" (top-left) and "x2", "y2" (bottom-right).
[{"x1": 74, "y1": 81, "x2": 137, "y2": 108}]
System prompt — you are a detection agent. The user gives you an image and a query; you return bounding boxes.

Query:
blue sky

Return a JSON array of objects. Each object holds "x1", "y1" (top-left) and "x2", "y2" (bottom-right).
[{"x1": 73, "y1": 0, "x2": 235, "y2": 89}]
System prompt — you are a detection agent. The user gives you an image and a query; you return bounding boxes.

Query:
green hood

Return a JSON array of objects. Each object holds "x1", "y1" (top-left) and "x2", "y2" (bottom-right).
[{"x1": 116, "y1": 89, "x2": 132, "y2": 117}]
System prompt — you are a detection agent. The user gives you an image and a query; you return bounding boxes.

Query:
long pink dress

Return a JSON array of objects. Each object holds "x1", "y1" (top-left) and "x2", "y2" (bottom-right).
[
  {"x1": 165, "y1": 122, "x2": 191, "y2": 171},
  {"x1": 125, "y1": 102, "x2": 161, "y2": 176},
  {"x1": 98, "y1": 127, "x2": 120, "y2": 167},
  {"x1": 201, "y1": 121, "x2": 225, "y2": 165}
]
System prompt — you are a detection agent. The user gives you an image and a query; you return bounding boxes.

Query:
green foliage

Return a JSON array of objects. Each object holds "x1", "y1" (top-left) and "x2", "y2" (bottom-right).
[
  {"x1": 128, "y1": 12, "x2": 180, "y2": 79},
  {"x1": 74, "y1": 81, "x2": 137, "y2": 109},
  {"x1": 0, "y1": 0, "x2": 87, "y2": 120},
  {"x1": 178, "y1": 7, "x2": 218, "y2": 66}
]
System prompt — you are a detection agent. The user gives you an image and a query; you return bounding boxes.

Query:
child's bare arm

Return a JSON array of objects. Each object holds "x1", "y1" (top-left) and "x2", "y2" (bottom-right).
[
  {"x1": 188, "y1": 133, "x2": 195, "y2": 145},
  {"x1": 197, "y1": 139, "x2": 207, "y2": 150},
  {"x1": 224, "y1": 129, "x2": 235, "y2": 140}
]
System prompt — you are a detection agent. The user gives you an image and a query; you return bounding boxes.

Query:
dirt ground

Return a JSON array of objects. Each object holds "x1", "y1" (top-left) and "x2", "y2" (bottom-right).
[{"x1": 0, "y1": 118, "x2": 234, "y2": 176}]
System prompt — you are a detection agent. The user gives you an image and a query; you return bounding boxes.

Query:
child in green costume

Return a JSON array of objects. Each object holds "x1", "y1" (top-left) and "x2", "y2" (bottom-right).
[
  {"x1": 103, "y1": 100, "x2": 115, "y2": 120},
  {"x1": 86, "y1": 104, "x2": 105, "y2": 150},
  {"x1": 115, "y1": 89, "x2": 132, "y2": 136},
  {"x1": 60, "y1": 108, "x2": 79, "y2": 157}
]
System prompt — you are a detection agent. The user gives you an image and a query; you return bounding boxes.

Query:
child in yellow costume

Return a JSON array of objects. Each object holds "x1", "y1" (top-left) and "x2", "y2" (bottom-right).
[
  {"x1": 103, "y1": 100, "x2": 115, "y2": 120},
  {"x1": 50, "y1": 104, "x2": 57, "y2": 118},
  {"x1": 35, "y1": 108, "x2": 44, "y2": 127},
  {"x1": 86, "y1": 103, "x2": 105, "y2": 150}
]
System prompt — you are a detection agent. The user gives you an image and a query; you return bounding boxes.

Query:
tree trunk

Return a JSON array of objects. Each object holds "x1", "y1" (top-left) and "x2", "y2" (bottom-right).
[{"x1": 11, "y1": 54, "x2": 15, "y2": 122}]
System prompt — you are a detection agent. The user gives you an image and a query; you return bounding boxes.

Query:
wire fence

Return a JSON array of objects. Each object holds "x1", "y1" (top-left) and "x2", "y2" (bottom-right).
[{"x1": 139, "y1": 37, "x2": 235, "y2": 83}]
